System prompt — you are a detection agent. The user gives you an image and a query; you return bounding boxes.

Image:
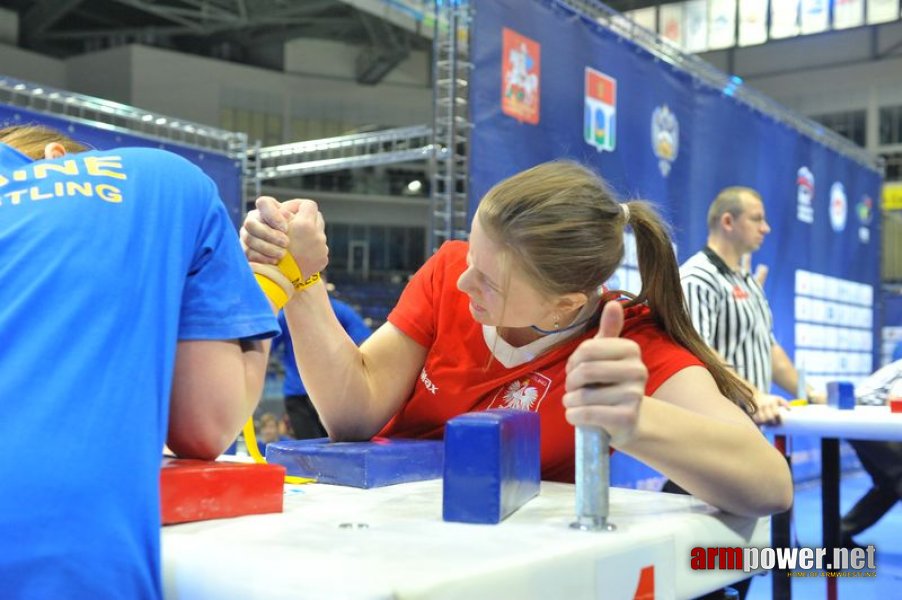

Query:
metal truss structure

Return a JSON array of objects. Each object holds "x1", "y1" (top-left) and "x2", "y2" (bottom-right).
[
  {"x1": 428, "y1": 0, "x2": 471, "y2": 251},
  {"x1": 252, "y1": 125, "x2": 433, "y2": 180},
  {"x1": 0, "y1": 75, "x2": 247, "y2": 158},
  {"x1": 0, "y1": 74, "x2": 251, "y2": 204},
  {"x1": 250, "y1": 0, "x2": 474, "y2": 250}
]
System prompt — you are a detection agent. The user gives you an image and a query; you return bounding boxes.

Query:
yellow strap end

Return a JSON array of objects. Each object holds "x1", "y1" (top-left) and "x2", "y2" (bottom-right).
[
  {"x1": 284, "y1": 475, "x2": 316, "y2": 485},
  {"x1": 254, "y1": 273, "x2": 289, "y2": 310}
]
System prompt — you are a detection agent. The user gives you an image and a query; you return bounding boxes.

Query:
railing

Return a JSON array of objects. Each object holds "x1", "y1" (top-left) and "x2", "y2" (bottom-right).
[
  {"x1": 252, "y1": 125, "x2": 434, "y2": 180},
  {"x1": 0, "y1": 75, "x2": 246, "y2": 158}
]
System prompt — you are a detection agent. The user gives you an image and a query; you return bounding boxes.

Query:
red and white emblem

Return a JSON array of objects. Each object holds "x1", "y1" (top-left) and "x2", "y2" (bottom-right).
[{"x1": 489, "y1": 372, "x2": 552, "y2": 411}]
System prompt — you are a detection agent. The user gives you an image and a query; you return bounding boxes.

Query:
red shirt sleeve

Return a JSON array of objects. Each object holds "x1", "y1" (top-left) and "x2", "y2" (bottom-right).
[{"x1": 387, "y1": 241, "x2": 467, "y2": 348}]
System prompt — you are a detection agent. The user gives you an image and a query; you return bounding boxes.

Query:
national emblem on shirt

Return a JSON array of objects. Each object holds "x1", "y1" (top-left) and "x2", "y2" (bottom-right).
[{"x1": 488, "y1": 372, "x2": 551, "y2": 411}]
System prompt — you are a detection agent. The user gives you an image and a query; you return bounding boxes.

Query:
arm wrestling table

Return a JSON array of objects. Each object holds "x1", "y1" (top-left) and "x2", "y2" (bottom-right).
[
  {"x1": 764, "y1": 405, "x2": 902, "y2": 600},
  {"x1": 162, "y1": 479, "x2": 767, "y2": 600}
]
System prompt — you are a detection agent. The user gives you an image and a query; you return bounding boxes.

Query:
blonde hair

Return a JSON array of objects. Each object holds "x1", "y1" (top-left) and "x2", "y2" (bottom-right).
[
  {"x1": 0, "y1": 124, "x2": 89, "y2": 159},
  {"x1": 477, "y1": 160, "x2": 755, "y2": 414}
]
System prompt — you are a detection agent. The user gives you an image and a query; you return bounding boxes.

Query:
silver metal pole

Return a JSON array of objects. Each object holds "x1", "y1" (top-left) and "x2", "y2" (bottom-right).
[{"x1": 570, "y1": 426, "x2": 616, "y2": 532}]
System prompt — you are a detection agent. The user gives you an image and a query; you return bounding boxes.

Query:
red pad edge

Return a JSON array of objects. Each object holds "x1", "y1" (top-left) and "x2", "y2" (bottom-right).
[
  {"x1": 890, "y1": 399, "x2": 902, "y2": 414},
  {"x1": 161, "y1": 458, "x2": 286, "y2": 525}
]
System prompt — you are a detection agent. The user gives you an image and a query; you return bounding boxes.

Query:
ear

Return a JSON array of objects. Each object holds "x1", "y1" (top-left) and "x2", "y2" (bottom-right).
[
  {"x1": 720, "y1": 211, "x2": 735, "y2": 231},
  {"x1": 43, "y1": 142, "x2": 67, "y2": 160},
  {"x1": 552, "y1": 291, "x2": 589, "y2": 316}
]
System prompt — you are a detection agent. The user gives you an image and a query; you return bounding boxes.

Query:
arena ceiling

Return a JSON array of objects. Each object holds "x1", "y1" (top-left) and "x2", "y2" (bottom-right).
[{"x1": 0, "y1": 1, "x2": 680, "y2": 83}]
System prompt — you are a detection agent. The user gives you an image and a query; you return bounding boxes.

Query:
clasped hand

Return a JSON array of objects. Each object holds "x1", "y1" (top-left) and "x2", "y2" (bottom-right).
[
  {"x1": 240, "y1": 196, "x2": 329, "y2": 281},
  {"x1": 563, "y1": 301, "x2": 648, "y2": 447}
]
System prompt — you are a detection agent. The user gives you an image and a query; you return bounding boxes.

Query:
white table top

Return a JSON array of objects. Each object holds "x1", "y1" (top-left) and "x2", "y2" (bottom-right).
[
  {"x1": 162, "y1": 480, "x2": 768, "y2": 600},
  {"x1": 765, "y1": 405, "x2": 902, "y2": 441}
]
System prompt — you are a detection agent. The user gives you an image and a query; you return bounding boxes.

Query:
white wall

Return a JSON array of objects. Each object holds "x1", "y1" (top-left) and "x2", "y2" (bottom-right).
[
  {"x1": 1, "y1": 41, "x2": 433, "y2": 234},
  {"x1": 65, "y1": 46, "x2": 134, "y2": 106},
  {"x1": 747, "y1": 55, "x2": 902, "y2": 125},
  {"x1": 698, "y1": 20, "x2": 902, "y2": 152},
  {"x1": 0, "y1": 44, "x2": 66, "y2": 88},
  {"x1": 262, "y1": 185, "x2": 431, "y2": 259},
  {"x1": 0, "y1": 7, "x2": 17, "y2": 46},
  {"x1": 284, "y1": 38, "x2": 430, "y2": 88},
  {"x1": 59, "y1": 44, "x2": 430, "y2": 134},
  {"x1": 262, "y1": 187, "x2": 430, "y2": 228}
]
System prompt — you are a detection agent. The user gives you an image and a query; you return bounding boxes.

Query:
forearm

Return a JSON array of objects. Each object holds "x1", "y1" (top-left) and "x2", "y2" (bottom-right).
[
  {"x1": 239, "y1": 337, "x2": 270, "y2": 419},
  {"x1": 282, "y1": 282, "x2": 393, "y2": 440},
  {"x1": 168, "y1": 338, "x2": 271, "y2": 459},
  {"x1": 771, "y1": 343, "x2": 799, "y2": 396},
  {"x1": 620, "y1": 396, "x2": 792, "y2": 517}
]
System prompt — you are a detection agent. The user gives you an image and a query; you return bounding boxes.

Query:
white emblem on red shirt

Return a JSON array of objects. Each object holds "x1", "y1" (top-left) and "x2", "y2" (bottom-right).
[{"x1": 489, "y1": 372, "x2": 551, "y2": 411}]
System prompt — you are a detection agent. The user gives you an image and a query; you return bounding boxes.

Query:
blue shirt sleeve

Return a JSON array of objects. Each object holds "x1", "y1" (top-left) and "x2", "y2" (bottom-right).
[{"x1": 178, "y1": 180, "x2": 279, "y2": 341}]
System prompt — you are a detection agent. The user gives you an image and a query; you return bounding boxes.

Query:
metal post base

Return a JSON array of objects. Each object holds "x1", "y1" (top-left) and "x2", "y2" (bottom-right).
[{"x1": 570, "y1": 516, "x2": 617, "y2": 532}]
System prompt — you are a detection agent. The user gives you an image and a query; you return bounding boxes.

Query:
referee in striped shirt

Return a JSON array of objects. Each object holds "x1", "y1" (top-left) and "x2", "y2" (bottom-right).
[{"x1": 680, "y1": 186, "x2": 812, "y2": 424}]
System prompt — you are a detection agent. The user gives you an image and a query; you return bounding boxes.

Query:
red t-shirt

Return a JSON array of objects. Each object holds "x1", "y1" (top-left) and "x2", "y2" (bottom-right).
[{"x1": 382, "y1": 241, "x2": 703, "y2": 482}]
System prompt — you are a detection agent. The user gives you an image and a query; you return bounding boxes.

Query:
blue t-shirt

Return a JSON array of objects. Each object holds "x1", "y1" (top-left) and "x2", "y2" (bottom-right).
[
  {"x1": 0, "y1": 144, "x2": 278, "y2": 599},
  {"x1": 274, "y1": 297, "x2": 371, "y2": 396}
]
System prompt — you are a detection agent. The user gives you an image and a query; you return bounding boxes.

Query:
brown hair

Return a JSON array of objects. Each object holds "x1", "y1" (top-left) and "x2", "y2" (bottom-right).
[
  {"x1": 477, "y1": 161, "x2": 755, "y2": 414},
  {"x1": 258, "y1": 413, "x2": 279, "y2": 428},
  {"x1": 707, "y1": 186, "x2": 761, "y2": 231},
  {"x1": 0, "y1": 124, "x2": 89, "y2": 159}
]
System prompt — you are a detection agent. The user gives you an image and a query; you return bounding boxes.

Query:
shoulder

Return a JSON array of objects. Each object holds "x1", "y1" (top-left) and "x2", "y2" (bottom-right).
[
  {"x1": 679, "y1": 253, "x2": 723, "y2": 292},
  {"x1": 112, "y1": 148, "x2": 213, "y2": 189},
  {"x1": 420, "y1": 240, "x2": 468, "y2": 279},
  {"x1": 620, "y1": 304, "x2": 659, "y2": 340},
  {"x1": 111, "y1": 147, "x2": 202, "y2": 171},
  {"x1": 436, "y1": 240, "x2": 468, "y2": 264},
  {"x1": 620, "y1": 304, "x2": 683, "y2": 351},
  {"x1": 619, "y1": 304, "x2": 704, "y2": 384},
  {"x1": 679, "y1": 250, "x2": 716, "y2": 276}
]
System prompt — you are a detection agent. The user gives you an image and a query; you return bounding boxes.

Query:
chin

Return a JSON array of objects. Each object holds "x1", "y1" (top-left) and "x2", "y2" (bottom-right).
[{"x1": 469, "y1": 307, "x2": 498, "y2": 326}]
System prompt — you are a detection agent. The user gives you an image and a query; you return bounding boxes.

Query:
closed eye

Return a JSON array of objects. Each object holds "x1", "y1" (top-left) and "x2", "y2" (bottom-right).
[{"x1": 466, "y1": 252, "x2": 502, "y2": 293}]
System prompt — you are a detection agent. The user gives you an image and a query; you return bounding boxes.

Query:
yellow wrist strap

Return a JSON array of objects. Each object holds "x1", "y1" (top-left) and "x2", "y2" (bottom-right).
[
  {"x1": 254, "y1": 253, "x2": 321, "y2": 310},
  {"x1": 275, "y1": 253, "x2": 321, "y2": 291},
  {"x1": 255, "y1": 276, "x2": 290, "y2": 310}
]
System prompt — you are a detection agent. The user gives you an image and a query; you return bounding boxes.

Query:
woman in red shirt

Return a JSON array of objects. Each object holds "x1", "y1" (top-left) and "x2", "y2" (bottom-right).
[{"x1": 243, "y1": 160, "x2": 792, "y2": 517}]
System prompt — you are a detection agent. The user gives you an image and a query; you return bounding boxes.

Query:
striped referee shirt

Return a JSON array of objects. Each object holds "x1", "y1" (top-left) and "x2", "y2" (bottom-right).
[{"x1": 680, "y1": 247, "x2": 776, "y2": 392}]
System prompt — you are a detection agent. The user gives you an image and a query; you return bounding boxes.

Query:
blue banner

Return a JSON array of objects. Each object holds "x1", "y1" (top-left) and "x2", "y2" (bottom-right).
[
  {"x1": 0, "y1": 105, "x2": 244, "y2": 226},
  {"x1": 881, "y1": 291, "x2": 902, "y2": 365},
  {"x1": 471, "y1": 0, "x2": 882, "y2": 485}
]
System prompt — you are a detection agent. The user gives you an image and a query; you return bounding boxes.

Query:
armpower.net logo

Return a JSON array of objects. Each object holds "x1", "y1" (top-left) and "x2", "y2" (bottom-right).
[{"x1": 690, "y1": 545, "x2": 878, "y2": 578}]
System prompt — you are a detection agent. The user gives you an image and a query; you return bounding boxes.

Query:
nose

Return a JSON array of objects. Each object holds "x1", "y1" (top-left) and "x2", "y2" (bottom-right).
[
  {"x1": 762, "y1": 220, "x2": 771, "y2": 234},
  {"x1": 457, "y1": 266, "x2": 475, "y2": 295}
]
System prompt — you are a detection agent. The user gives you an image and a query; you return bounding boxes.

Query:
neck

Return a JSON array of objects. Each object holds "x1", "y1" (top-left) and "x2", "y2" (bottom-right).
[
  {"x1": 499, "y1": 298, "x2": 600, "y2": 348},
  {"x1": 707, "y1": 237, "x2": 742, "y2": 271},
  {"x1": 498, "y1": 326, "x2": 544, "y2": 347}
]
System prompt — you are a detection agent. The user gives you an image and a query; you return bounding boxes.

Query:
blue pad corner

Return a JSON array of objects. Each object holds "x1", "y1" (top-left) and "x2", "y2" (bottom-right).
[
  {"x1": 827, "y1": 381, "x2": 856, "y2": 410},
  {"x1": 265, "y1": 437, "x2": 443, "y2": 488},
  {"x1": 443, "y1": 409, "x2": 541, "y2": 524}
]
